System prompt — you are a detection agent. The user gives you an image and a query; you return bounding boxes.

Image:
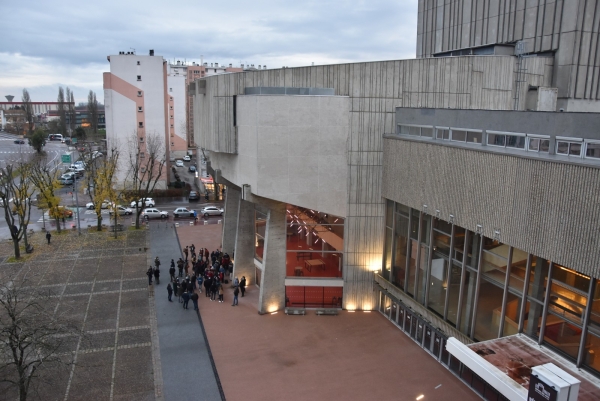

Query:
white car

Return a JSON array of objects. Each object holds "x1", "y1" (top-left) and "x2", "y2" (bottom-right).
[
  {"x1": 183, "y1": 155, "x2": 191, "y2": 162},
  {"x1": 175, "y1": 160, "x2": 184, "y2": 167},
  {"x1": 92, "y1": 151, "x2": 103, "y2": 159},
  {"x1": 200, "y1": 206, "x2": 224, "y2": 217},
  {"x1": 141, "y1": 208, "x2": 168, "y2": 219},
  {"x1": 109, "y1": 205, "x2": 133, "y2": 216},
  {"x1": 173, "y1": 207, "x2": 195, "y2": 218},
  {"x1": 86, "y1": 199, "x2": 112, "y2": 210},
  {"x1": 130, "y1": 198, "x2": 155, "y2": 208}
]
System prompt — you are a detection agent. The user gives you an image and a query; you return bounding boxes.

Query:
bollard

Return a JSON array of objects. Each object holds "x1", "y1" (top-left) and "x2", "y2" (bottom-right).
[
  {"x1": 175, "y1": 223, "x2": 179, "y2": 228},
  {"x1": 203, "y1": 221, "x2": 207, "y2": 225},
  {"x1": 131, "y1": 221, "x2": 135, "y2": 226},
  {"x1": 189, "y1": 221, "x2": 194, "y2": 226},
  {"x1": 218, "y1": 220, "x2": 222, "y2": 225}
]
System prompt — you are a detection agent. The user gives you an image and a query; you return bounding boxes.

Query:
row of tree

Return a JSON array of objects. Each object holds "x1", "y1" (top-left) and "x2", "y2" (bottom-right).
[{"x1": 17, "y1": 87, "x2": 100, "y2": 137}]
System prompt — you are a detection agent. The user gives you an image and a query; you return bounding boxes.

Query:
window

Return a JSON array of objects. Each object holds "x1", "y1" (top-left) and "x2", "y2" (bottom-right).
[
  {"x1": 137, "y1": 61, "x2": 140, "y2": 65},
  {"x1": 170, "y1": 97, "x2": 173, "y2": 101},
  {"x1": 585, "y1": 141, "x2": 600, "y2": 159},
  {"x1": 138, "y1": 122, "x2": 143, "y2": 128},
  {"x1": 486, "y1": 131, "x2": 525, "y2": 149},
  {"x1": 170, "y1": 106, "x2": 173, "y2": 110},
  {"x1": 137, "y1": 91, "x2": 142, "y2": 97},
  {"x1": 556, "y1": 138, "x2": 583, "y2": 157},
  {"x1": 170, "y1": 88, "x2": 172, "y2": 92},
  {"x1": 451, "y1": 129, "x2": 482, "y2": 144},
  {"x1": 137, "y1": 75, "x2": 141, "y2": 81},
  {"x1": 138, "y1": 107, "x2": 143, "y2": 112},
  {"x1": 436, "y1": 128, "x2": 449, "y2": 140},
  {"x1": 527, "y1": 136, "x2": 550, "y2": 153},
  {"x1": 398, "y1": 124, "x2": 434, "y2": 138}
]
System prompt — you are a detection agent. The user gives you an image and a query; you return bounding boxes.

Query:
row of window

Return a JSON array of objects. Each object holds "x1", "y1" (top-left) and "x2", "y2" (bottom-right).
[{"x1": 398, "y1": 124, "x2": 600, "y2": 160}]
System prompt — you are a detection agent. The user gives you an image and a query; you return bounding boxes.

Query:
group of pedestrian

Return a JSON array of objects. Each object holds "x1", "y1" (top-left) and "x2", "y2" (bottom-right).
[
  {"x1": 146, "y1": 256, "x2": 162, "y2": 285},
  {"x1": 157, "y1": 245, "x2": 245, "y2": 310}
]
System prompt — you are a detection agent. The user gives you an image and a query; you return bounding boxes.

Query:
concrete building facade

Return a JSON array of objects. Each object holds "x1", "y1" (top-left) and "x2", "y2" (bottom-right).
[{"x1": 417, "y1": 0, "x2": 600, "y2": 112}]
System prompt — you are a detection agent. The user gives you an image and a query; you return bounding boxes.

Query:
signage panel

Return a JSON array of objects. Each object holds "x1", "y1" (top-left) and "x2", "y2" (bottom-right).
[{"x1": 528, "y1": 373, "x2": 558, "y2": 401}]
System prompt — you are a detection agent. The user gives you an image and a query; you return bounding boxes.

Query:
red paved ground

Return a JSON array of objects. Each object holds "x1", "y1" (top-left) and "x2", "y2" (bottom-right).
[{"x1": 177, "y1": 224, "x2": 478, "y2": 401}]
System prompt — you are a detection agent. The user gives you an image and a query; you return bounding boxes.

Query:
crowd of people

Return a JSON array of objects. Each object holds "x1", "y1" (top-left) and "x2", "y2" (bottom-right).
[{"x1": 147, "y1": 245, "x2": 246, "y2": 309}]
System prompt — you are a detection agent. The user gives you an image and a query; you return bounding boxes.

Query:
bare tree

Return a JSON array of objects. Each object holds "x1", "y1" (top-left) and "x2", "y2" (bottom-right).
[
  {"x1": 87, "y1": 90, "x2": 98, "y2": 135},
  {"x1": 67, "y1": 88, "x2": 76, "y2": 139},
  {"x1": 57, "y1": 87, "x2": 66, "y2": 136},
  {"x1": 125, "y1": 131, "x2": 166, "y2": 228},
  {"x1": 0, "y1": 273, "x2": 80, "y2": 401},
  {"x1": 0, "y1": 163, "x2": 35, "y2": 258},
  {"x1": 21, "y1": 89, "x2": 34, "y2": 135}
]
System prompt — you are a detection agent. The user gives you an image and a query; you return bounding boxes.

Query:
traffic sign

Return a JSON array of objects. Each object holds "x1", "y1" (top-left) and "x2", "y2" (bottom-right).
[
  {"x1": 72, "y1": 138, "x2": 77, "y2": 144},
  {"x1": 61, "y1": 153, "x2": 72, "y2": 164}
]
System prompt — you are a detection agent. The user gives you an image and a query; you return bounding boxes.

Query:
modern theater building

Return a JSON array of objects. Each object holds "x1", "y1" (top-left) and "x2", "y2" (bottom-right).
[{"x1": 192, "y1": 1, "x2": 600, "y2": 399}]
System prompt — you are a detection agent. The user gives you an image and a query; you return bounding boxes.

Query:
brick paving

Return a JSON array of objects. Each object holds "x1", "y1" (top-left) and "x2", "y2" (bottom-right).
[{"x1": 0, "y1": 228, "x2": 160, "y2": 401}]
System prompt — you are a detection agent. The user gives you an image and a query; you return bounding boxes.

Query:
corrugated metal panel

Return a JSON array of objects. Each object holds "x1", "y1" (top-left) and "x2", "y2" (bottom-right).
[{"x1": 382, "y1": 138, "x2": 600, "y2": 278}]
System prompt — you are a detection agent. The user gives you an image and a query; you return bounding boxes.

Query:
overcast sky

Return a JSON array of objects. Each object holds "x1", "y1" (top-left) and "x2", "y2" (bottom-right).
[{"x1": 0, "y1": 0, "x2": 418, "y2": 104}]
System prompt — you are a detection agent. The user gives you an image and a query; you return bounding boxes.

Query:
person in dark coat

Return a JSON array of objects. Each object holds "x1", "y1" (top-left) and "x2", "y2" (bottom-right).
[
  {"x1": 210, "y1": 279, "x2": 218, "y2": 301},
  {"x1": 146, "y1": 267, "x2": 153, "y2": 285},
  {"x1": 187, "y1": 280, "x2": 194, "y2": 293},
  {"x1": 232, "y1": 286, "x2": 239, "y2": 306},
  {"x1": 46, "y1": 231, "x2": 52, "y2": 244},
  {"x1": 182, "y1": 291, "x2": 190, "y2": 309},
  {"x1": 240, "y1": 276, "x2": 246, "y2": 297},
  {"x1": 191, "y1": 292, "x2": 199, "y2": 310},
  {"x1": 167, "y1": 283, "x2": 173, "y2": 301},
  {"x1": 204, "y1": 276, "x2": 211, "y2": 297},
  {"x1": 177, "y1": 258, "x2": 184, "y2": 277},
  {"x1": 169, "y1": 264, "x2": 176, "y2": 282},
  {"x1": 172, "y1": 280, "x2": 179, "y2": 299},
  {"x1": 177, "y1": 280, "x2": 184, "y2": 302},
  {"x1": 153, "y1": 267, "x2": 160, "y2": 285}
]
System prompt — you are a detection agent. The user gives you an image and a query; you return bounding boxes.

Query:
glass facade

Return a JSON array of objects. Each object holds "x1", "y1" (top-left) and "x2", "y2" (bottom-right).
[
  {"x1": 381, "y1": 200, "x2": 600, "y2": 375},
  {"x1": 285, "y1": 204, "x2": 344, "y2": 279}
]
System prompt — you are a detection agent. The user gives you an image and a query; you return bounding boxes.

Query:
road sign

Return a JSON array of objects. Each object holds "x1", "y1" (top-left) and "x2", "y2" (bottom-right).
[
  {"x1": 61, "y1": 153, "x2": 72, "y2": 164},
  {"x1": 72, "y1": 138, "x2": 77, "y2": 144}
]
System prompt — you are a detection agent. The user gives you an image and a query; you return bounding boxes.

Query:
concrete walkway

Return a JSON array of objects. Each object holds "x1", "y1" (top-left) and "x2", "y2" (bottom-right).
[{"x1": 149, "y1": 221, "x2": 223, "y2": 401}]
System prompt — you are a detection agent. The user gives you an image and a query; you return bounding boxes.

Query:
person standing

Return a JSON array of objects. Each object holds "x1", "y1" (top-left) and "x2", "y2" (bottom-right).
[
  {"x1": 177, "y1": 258, "x2": 184, "y2": 277},
  {"x1": 183, "y1": 246, "x2": 189, "y2": 259},
  {"x1": 240, "y1": 276, "x2": 246, "y2": 297},
  {"x1": 169, "y1": 264, "x2": 176, "y2": 282},
  {"x1": 232, "y1": 286, "x2": 239, "y2": 306},
  {"x1": 204, "y1": 276, "x2": 211, "y2": 297},
  {"x1": 218, "y1": 283, "x2": 224, "y2": 303},
  {"x1": 182, "y1": 291, "x2": 190, "y2": 309},
  {"x1": 154, "y1": 256, "x2": 161, "y2": 270},
  {"x1": 46, "y1": 231, "x2": 51, "y2": 244},
  {"x1": 233, "y1": 277, "x2": 239, "y2": 288},
  {"x1": 146, "y1": 267, "x2": 153, "y2": 285},
  {"x1": 191, "y1": 291, "x2": 199, "y2": 310},
  {"x1": 153, "y1": 267, "x2": 160, "y2": 285},
  {"x1": 177, "y1": 280, "x2": 184, "y2": 302},
  {"x1": 172, "y1": 280, "x2": 179, "y2": 300},
  {"x1": 167, "y1": 283, "x2": 173, "y2": 302}
]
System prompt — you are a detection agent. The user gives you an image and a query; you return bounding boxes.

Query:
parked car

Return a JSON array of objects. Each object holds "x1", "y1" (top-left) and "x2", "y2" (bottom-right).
[
  {"x1": 141, "y1": 208, "x2": 168, "y2": 219},
  {"x1": 175, "y1": 160, "x2": 184, "y2": 167},
  {"x1": 188, "y1": 191, "x2": 199, "y2": 201},
  {"x1": 109, "y1": 205, "x2": 133, "y2": 216},
  {"x1": 130, "y1": 198, "x2": 155, "y2": 208},
  {"x1": 14, "y1": 139, "x2": 25, "y2": 144},
  {"x1": 55, "y1": 206, "x2": 73, "y2": 218},
  {"x1": 59, "y1": 174, "x2": 74, "y2": 185},
  {"x1": 86, "y1": 199, "x2": 111, "y2": 210},
  {"x1": 183, "y1": 155, "x2": 191, "y2": 162},
  {"x1": 188, "y1": 165, "x2": 196, "y2": 173},
  {"x1": 200, "y1": 206, "x2": 224, "y2": 217},
  {"x1": 173, "y1": 207, "x2": 195, "y2": 218},
  {"x1": 92, "y1": 151, "x2": 103, "y2": 159}
]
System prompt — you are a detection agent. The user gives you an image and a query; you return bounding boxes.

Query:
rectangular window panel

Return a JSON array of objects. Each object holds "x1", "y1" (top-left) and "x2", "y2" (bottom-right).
[
  {"x1": 467, "y1": 131, "x2": 482, "y2": 144},
  {"x1": 474, "y1": 279, "x2": 504, "y2": 341},
  {"x1": 539, "y1": 140, "x2": 550, "y2": 152},
  {"x1": 416, "y1": 244, "x2": 429, "y2": 304},
  {"x1": 407, "y1": 240, "x2": 418, "y2": 296},
  {"x1": 583, "y1": 331, "x2": 600, "y2": 375},
  {"x1": 549, "y1": 281, "x2": 587, "y2": 325},
  {"x1": 451, "y1": 130, "x2": 467, "y2": 142},
  {"x1": 436, "y1": 128, "x2": 449, "y2": 140},
  {"x1": 556, "y1": 141, "x2": 569, "y2": 154},
  {"x1": 393, "y1": 214, "x2": 409, "y2": 290},
  {"x1": 502, "y1": 292, "x2": 521, "y2": 337},
  {"x1": 399, "y1": 125, "x2": 410, "y2": 135},
  {"x1": 586, "y1": 142, "x2": 600, "y2": 158},
  {"x1": 488, "y1": 133, "x2": 506, "y2": 147},
  {"x1": 459, "y1": 270, "x2": 477, "y2": 335},
  {"x1": 543, "y1": 313, "x2": 582, "y2": 359},
  {"x1": 569, "y1": 142, "x2": 581, "y2": 156},
  {"x1": 506, "y1": 135, "x2": 525, "y2": 149},
  {"x1": 591, "y1": 279, "x2": 600, "y2": 330},
  {"x1": 383, "y1": 228, "x2": 392, "y2": 281},
  {"x1": 409, "y1": 126, "x2": 421, "y2": 136},
  {"x1": 528, "y1": 138, "x2": 540, "y2": 151},
  {"x1": 420, "y1": 127, "x2": 434, "y2": 137},
  {"x1": 428, "y1": 256, "x2": 448, "y2": 317},
  {"x1": 396, "y1": 202, "x2": 409, "y2": 216}
]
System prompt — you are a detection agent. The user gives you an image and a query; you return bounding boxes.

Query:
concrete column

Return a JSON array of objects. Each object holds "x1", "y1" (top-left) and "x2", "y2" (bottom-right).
[
  {"x1": 221, "y1": 185, "x2": 240, "y2": 257},
  {"x1": 525, "y1": 258, "x2": 549, "y2": 337},
  {"x1": 233, "y1": 200, "x2": 255, "y2": 286},
  {"x1": 257, "y1": 202, "x2": 287, "y2": 314}
]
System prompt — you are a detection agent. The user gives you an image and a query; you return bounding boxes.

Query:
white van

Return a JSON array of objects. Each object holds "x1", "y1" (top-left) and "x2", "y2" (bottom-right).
[{"x1": 49, "y1": 134, "x2": 63, "y2": 141}]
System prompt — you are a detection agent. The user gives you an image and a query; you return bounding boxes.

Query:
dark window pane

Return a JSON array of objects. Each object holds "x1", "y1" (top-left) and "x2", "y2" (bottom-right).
[
  {"x1": 488, "y1": 133, "x2": 505, "y2": 146},
  {"x1": 421, "y1": 127, "x2": 433, "y2": 137},
  {"x1": 506, "y1": 135, "x2": 525, "y2": 149},
  {"x1": 452, "y1": 130, "x2": 467, "y2": 142},
  {"x1": 569, "y1": 142, "x2": 581, "y2": 156},
  {"x1": 540, "y1": 140, "x2": 550, "y2": 152},
  {"x1": 556, "y1": 141, "x2": 569, "y2": 154},
  {"x1": 528, "y1": 138, "x2": 539, "y2": 151},
  {"x1": 467, "y1": 131, "x2": 482, "y2": 144},
  {"x1": 586, "y1": 142, "x2": 600, "y2": 158}
]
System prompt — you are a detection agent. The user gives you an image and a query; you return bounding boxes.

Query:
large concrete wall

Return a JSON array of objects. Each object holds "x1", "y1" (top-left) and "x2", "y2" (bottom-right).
[
  {"x1": 211, "y1": 95, "x2": 349, "y2": 218},
  {"x1": 192, "y1": 56, "x2": 551, "y2": 310},
  {"x1": 382, "y1": 136, "x2": 600, "y2": 278},
  {"x1": 417, "y1": 0, "x2": 600, "y2": 103}
]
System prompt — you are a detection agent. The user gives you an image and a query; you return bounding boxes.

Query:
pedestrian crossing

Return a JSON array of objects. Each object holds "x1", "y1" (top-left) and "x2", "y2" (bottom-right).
[{"x1": 35, "y1": 208, "x2": 111, "y2": 223}]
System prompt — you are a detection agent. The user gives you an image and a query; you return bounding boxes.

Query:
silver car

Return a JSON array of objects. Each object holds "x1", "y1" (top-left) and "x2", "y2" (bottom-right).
[
  {"x1": 200, "y1": 206, "x2": 223, "y2": 217},
  {"x1": 141, "y1": 208, "x2": 168, "y2": 219},
  {"x1": 130, "y1": 198, "x2": 155, "y2": 208},
  {"x1": 109, "y1": 205, "x2": 133, "y2": 216}
]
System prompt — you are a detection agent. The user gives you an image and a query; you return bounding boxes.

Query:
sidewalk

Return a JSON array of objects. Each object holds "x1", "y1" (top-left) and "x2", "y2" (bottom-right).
[
  {"x1": 149, "y1": 223, "x2": 223, "y2": 401},
  {"x1": 175, "y1": 224, "x2": 479, "y2": 401}
]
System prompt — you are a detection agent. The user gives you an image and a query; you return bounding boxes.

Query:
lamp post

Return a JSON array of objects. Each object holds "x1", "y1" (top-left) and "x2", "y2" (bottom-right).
[{"x1": 73, "y1": 175, "x2": 81, "y2": 235}]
